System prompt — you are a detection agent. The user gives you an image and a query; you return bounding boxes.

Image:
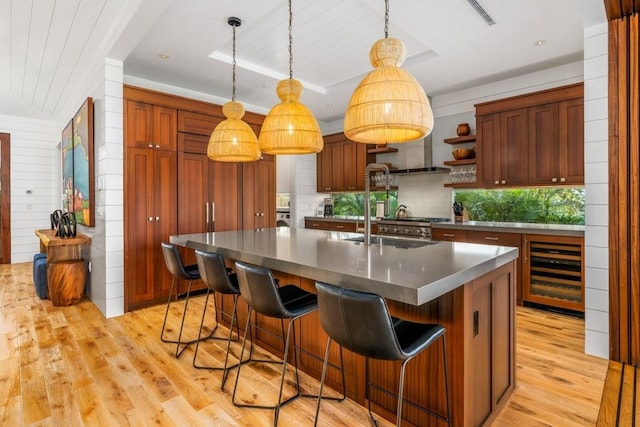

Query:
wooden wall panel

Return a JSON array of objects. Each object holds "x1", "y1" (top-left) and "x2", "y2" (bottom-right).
[{"x1": 608, "y1": 12, "x2": 640, "y2": 364}]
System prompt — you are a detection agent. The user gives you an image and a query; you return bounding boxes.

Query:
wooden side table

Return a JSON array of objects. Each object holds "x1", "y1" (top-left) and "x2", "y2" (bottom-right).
[{"x1": 35, "y1": 229, "x2": 91, "y2": 306}]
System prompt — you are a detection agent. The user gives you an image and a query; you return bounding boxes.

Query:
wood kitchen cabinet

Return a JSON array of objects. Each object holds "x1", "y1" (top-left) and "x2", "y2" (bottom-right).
[
  {"x1": 125, "y1": 100, "x2": 176, "y2": 150},
  {"x1": 124, "y1": 147, "x2": 177, "y2": 309},
  {"x1": 432, "y1": 228, "x2": 524, "y2": 306},
  {"x1": 528, "y1": 98, "x2": 584, "y2": 185},
  {"x1": 477, "y1": 108, "x2": 528, "y2": 187},
  {"x1": 124, "y1": 85, "x2": 273, "y2": 310},
  {"x1": 467, "y1": 263, "x2": 515, "y2": 426},
  {"x1": 242, "y1": 155, "x2": 276, "y2": 229},
  {"x1": 475, "y1": 83, "x2": 584, "y2": 188},
  {"x1": 317, "y1": 133, "x2": 375, "y2": 192}
]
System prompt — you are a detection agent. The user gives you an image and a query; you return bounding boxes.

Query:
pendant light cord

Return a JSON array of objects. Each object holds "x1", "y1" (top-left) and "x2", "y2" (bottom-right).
[
  {"x1": 288, "y1": 0, "x2": 293, "y2": 79},
  {"x1": 232, "y1": 24, "x2": 237, "y2": 101},
  {"x1": 384, "y1": 0, "x2": 389, "y2": 38}
]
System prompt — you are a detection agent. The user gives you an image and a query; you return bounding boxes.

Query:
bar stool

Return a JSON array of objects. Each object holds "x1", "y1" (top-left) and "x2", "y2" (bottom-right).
[
  {"x1": 160, "y1": 242, "x2": 200, "y2": 358},
  {"x1": 192, "y1": 249, "x2": 242, "y2": 389},
  {"x1": 232, "y1": 261, "x2": 345, "y2": 426},
  {"x1": 314, "y1": 282, "x2": 451, "y2": 427}
]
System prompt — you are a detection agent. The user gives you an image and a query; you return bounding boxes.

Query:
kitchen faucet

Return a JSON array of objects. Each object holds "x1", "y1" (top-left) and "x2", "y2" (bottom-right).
[{"x1": 364, "y1": 163, "x2": 390, "y2": 246}]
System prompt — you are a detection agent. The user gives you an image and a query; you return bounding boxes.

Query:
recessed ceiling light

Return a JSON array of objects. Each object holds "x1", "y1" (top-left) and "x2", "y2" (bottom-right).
[
  {"x1": 158, "y1": 54, "x2": 170, "y2": 59},
  {"x1": 534, "y1": 40, "x2": 546, "y2": 46}
]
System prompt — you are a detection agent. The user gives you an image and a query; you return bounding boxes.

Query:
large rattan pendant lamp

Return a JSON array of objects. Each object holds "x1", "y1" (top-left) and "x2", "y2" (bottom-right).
[
  {"x1": 344, "y1": 0, "x2": 433, "y2": 144},
  {"x1": 208, "y1": 17, "x2": 261, "y2": 162},
  {"x1": 257, "y1": 0, "x2": 323, "y2": 155}
]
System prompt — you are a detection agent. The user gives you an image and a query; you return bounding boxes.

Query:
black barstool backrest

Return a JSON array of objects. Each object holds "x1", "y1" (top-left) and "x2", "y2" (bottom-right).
[
  {"x1": 235, "y1": 261, "x2": 290, "y2": 318},
  {"x1": 161, "y1": 242, "x2": 199, "y2": 281},
  {"x1": 194, "y1": 250, "x2": 238, "y2": 294},
  {"x1": 315, "y1": 282, "x2": 405, "y2": 361}
]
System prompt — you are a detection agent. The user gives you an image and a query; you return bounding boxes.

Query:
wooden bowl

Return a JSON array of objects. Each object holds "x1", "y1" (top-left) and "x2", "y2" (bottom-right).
[{"x1": 452, "y1": 148, "x2": 475, "y2": 160}]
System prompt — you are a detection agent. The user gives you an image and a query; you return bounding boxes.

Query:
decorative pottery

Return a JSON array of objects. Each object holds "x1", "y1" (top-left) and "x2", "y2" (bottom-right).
[{"x1": 456, "y1": 123, "x2": 471, "y2": 136}]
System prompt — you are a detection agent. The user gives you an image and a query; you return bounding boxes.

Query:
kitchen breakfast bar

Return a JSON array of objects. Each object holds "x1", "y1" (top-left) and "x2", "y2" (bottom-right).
[{"x1": 171, "y1": 227, "x2": 519, "y2": 426}]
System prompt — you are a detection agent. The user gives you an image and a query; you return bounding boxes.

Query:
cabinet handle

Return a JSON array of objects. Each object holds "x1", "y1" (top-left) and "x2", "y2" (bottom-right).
[
  {"x1": 473, "y1": 311, "x2": 479, "y2": 337},
  {"x1": 335, "y1": 225, "x2": 344, "y2": 229},
  {"x1": 205, "y1": 202, "x2": 209, "y2": 230},
  {"x1": 155, "y1": 144, "x2": 160, "y2": 149},
  {"x1": 255, "y1": 213, "x2": 259, "y2": 217},
  {"x1": 560, "y1": 177, "x2": 566, "y2": 183},
  {"x1": 524, "y1": 238, "x2": 529, "y2": 263},
  {"x1": 484, "y1": 236, "x2": 499, "y2": 241},
  {"x1": 551, "y1": 177, "x2": 558, "y2": 183},
  {"x1": 147, "y1": 144, "x2": 153, "y2": 148},
  {"x1": 501, "y1": 180, "x2": 506, "y2": 185},
  {"x1": 443, "y1": 233, "x2": 455, "y2": 237},
  {"x1": 210, "y1": 202, "x2": 215, "y2": 225},
  {"x1": 494, "y1": 180, "x2": 499, "y2": 185},
  {"x1": 155, "y1": 216, "x2": 160, "y2": 221},
  {"x1": 148, "y1": 216, "x2": 153, "y2": 222}
]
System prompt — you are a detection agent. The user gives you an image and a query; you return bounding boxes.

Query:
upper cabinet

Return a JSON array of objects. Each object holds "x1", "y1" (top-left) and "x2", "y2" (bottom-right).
[
  {"x1": 125, "y1": 101, "x2": 177, "y2": 151},
  {"x1": 475, "y1": 83, "x2": 584, "y2": 188},
  {"x1": 317, "y1": 133, "x2": 375, "y2": 192}
]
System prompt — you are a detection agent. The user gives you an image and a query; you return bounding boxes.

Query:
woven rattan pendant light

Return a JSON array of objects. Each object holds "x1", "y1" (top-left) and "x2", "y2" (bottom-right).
[
  {"x1": 344, "y1": 0, "x2": 433, "y2": 144},
  {"x1": 208, "y1": 17, "x2": 261, "y2": 162},
  {"x1": 257, "y1": 0, "x2": 323, "y2": 155}
]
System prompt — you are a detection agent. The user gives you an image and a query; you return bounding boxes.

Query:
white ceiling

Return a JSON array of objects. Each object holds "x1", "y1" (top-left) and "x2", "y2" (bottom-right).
[{"x1": 0, "y1": 0, "x2": 607, "y2": 124}]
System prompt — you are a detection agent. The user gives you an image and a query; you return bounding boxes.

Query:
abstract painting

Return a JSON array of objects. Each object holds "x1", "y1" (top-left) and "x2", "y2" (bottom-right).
[
  {"x1": 61, "y1": 120, "x2": 73, "y2": 213},
  {"x1": 71, "y1": 97, "x2": 94, "y2": 226}
]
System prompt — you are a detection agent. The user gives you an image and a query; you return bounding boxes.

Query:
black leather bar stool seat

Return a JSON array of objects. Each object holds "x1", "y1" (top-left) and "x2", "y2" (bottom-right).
[
  {"x1": 160, "y1": 242, "x2": 201, "y2": 358},
  {"x1": 192, "y1": 249, "x2": 242, "y2": 389},
  {"x1": 314, "y1": 282, "x2": 451, "y2": 427},
  {"x1": 232, "y1": 261, "x2": 345, "y2": 426}
]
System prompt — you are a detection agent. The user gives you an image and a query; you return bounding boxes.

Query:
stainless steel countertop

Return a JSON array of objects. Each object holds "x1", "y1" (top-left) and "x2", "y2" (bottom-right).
[
  {"x1": 170, "y1": 227, "x2": 518, "y2": 306},
  {"x1": 432, "y1": 221, "x2": 585, "y2": 237}
]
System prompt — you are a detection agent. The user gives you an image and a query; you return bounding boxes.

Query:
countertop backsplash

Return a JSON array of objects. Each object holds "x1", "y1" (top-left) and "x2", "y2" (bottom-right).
[{"x1": 397, "y1": 173, "x2": 452, "y2": 219}]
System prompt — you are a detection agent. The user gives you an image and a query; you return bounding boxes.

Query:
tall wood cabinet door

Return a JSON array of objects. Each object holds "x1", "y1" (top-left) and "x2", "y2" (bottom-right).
[
  {"x1": 242, "y1": 156, "x2": 275, "y2": 229},
  {"x1": 478, "y1": 113, "x2": 501, "y2": 186},
  {"x1": 491, "y1": 270, "x2": 514, "y2": 407},
  {"x1": 471, "y1": 279, "x2": 492, "y2": 425},
  {"x1": 331, "y1": 142, "x2": 345, "y2": 191},
  {"x1": 355, "y1": 143, "x2": 374, "y2": 190},
  {"x1": 317, "y1": 145, "x2": 334, "y2": 192},
  {"x1": 559, "y1": 98, "x2": 584, "y2": 184},
  {"x1": 178, "y1": 152, "x2": 209, "y2": 235},
  {"x1": 342, "y1": 141, "x2": 358, "y2": 191},
  {"x1": 499, "y1": 108, "x2": 528, "y2": 186},
  {"x1": 211, "y1": 162, "x2": 241, "y2": 232},
  {"x1": 528, "y1": 103, "x2": 560, "y2": 185},
  {"x1": 154, "y1": 150, "x2": 178, "y2": 299},
  {"x1": 125, "y1": 148, "x2": 157, "y2": 306}
]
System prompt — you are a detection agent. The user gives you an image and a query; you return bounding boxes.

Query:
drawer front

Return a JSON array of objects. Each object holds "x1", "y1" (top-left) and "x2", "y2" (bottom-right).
[
  {"x1": 305, "y1": 219, "x2": 329, "y2": 230},
  {"x1": 328, "y1": 222, "x2": 356, "y2": 232},
  {"x1": 466, "y1": 230, "x2": 521, "y2": 247},
  {"x1": 432, "y1": 228, "x2": 468, "y2": 242}
]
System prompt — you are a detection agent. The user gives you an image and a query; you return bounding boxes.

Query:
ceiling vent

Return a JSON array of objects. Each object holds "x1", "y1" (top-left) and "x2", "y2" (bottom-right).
[{"x1": 466, "y1": 0, "x2": 496, "y2": 26}]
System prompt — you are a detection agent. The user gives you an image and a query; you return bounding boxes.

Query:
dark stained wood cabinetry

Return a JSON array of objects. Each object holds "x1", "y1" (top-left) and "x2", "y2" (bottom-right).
[
  {"x1": 125, "y1": 101, "x2": 177, "y2": 150},
  {"x1": 477, "y1": 109, "x2": 528, "y2": 187},
  {"x1": 317, "y1": 133, "x2": 374, "y2": 192},
  {"x1": 124, "y1": 86, "x2": 272, "y2": 310},
  {"x1": 475, "y1": 83, "x2": 584, "y2": 188},
  {"x1": 528, "y1": 98, "x2": 584, "y2": 185},
  {"x1": 124, "y1": 147, "x2": 177, "y2": 309},
  {"x1": 242, "y1": 155, "x2": 276, "y2": 230}
]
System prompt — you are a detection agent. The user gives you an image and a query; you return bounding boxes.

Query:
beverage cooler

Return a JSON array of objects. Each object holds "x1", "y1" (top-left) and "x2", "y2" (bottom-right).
[{"x1": 522, "y1": 234, "x2": 585, "y2": 314}]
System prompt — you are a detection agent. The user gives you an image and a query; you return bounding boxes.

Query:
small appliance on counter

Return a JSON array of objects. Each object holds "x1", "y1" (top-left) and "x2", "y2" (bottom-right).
[{"x1": 323, "y1": 198, "x2": 334, "y2": 217}]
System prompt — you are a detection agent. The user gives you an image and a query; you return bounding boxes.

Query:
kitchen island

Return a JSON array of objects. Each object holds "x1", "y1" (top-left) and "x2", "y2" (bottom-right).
[{"x1": 171, "y1": 227, "x2": 519, "y2": 426}]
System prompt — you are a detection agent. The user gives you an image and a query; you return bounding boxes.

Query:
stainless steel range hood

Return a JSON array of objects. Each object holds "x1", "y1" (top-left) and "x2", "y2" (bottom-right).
[{"x1": 389, "y1": 133, "x2": 450, "y2": 175}]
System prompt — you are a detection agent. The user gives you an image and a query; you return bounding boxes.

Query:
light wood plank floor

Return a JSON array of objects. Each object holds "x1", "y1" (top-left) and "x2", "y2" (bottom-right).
[{"x1": 1, "y1": 262, "x2": 608, "y2": 426}]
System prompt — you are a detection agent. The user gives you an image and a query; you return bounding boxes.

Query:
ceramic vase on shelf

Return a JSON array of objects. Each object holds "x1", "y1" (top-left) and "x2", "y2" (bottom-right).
[{"x1": 456, "y1": 123, "x2": 470, "y2": 136}]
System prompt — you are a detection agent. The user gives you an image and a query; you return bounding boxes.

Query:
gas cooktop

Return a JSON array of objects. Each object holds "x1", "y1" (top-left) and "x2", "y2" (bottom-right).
[{"x1": 381, "y1": 217, "x2": 450, "y2": 223}]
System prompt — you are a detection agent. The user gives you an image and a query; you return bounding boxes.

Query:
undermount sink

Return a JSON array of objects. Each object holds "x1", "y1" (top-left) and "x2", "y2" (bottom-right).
[{"x1": 343, "y1": 236, "x2": 437, "y2": 249}]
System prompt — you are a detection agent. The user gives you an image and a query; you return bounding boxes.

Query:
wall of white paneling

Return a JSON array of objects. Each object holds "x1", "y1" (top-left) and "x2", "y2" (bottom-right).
[
  {"x1": 0, "y1": 115, "x2": 58, "y2": 263},
  {"x1": 583, "y1": 22, "x2": 609, "y2": 359}
]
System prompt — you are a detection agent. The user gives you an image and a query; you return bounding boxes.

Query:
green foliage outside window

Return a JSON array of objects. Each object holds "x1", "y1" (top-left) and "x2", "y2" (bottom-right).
[
  {"x1": 332, "y1": 192, "x2": 399, "y2": 217},
  {"x1": 454, "y1": 188, "x2": 585, "y2": 224}
]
